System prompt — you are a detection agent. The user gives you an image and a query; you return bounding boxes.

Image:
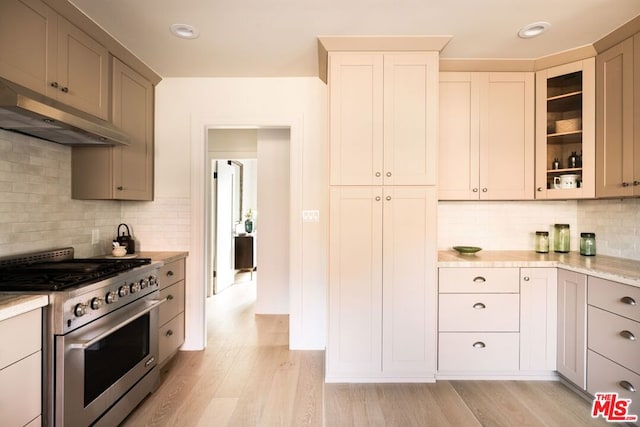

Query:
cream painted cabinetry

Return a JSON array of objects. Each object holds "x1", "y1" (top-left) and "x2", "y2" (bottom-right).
[
  {"x1": 556, "y1": 269, "x2": 587, "y2": 389},
  {"x1": 329, "y1": 52, "x2": 438, "y2": 186},
  {"x1": 438, "y1": 72, "x2": 534, "y2": 200},
  {"x1": 535, "y1": 59, "x2": 595, "y2": 199},
  {"x1": 158, "y1": 258, "x2": 186, "y2": 366},
  {"x1": 0, "y1": 0, "x2": 109, "y2": 119},
  {"x1": 596, "y1": 36, "x2": 640, "y2": 197},
  {"x1": 0, "y1": 308, "x2": 42, "y2": 426},
  {"x1": 327, "y1": 186, "x2": 437, "y2": 381},
  {"x1": 437, "y1": 267, "x2": 557, "y2": 376},
  {"x1": 587, "y1": 276, "x2": 640, "y2": 416},
  {"x1": 72, "y1": 57, "x2": 154, "y2": 200}
]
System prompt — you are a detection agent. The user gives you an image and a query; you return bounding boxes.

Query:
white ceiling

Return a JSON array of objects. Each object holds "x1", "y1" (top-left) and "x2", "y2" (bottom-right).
[{"x1": 69, "y1": 0, "x2": 640, "y2": 79}]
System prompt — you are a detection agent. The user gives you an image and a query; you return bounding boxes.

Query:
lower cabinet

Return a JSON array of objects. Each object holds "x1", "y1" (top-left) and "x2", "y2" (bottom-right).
[
  {"x1": 587, "y1": 276, "x2": 640, "y2": 416},
  {"x1": 437, "y1": 267, "x2": 557, "y2": 377},
  {"x1": 158, "y1": 258, "x2": 186, "y2": 366},
  {"x1": 556, "y1": 269, "x2": 587, "y2": 389},
  {"x1": 326, "y1": 186, "x2": 437, "y2": 381},
  {"x1": 0, "y1": 308, "x2": 42, "y2": 426}
]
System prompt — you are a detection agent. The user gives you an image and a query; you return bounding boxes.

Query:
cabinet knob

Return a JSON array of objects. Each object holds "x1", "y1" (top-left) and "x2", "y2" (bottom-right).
[
  {"x1": 619, "y1": 380, "x2": 637, "y2": 393},
  {"x1": 50, "y1": 82, "x2": 59, "y2": 88},
  {"x1": 619, "y1": 330, "x2": 636, "y2": 341},
  {"x1": 166, "y1": 329, "x2": 174, "y2": 337},
  {"x1": 117, "y1": 186, "x2": 124, "y2": 191},
  {"x1": 386, "y1": 172, "x2": 392, "y2": 177},
  {"x1": 473, "y1": 276, "x2": 486, "y2": 283},
  {"x1": 621, "y1": 296, "x2": 637, "y2": 306},
  {"x1": 523, "y1": 276, "x2": 530, "y2": 282},
  {"x1": 385, "y1": 196, "x2": 391, "y2": 201},
  {"x1": 537, "y1": 187, "x2": 543, "y2": 192},
  {"x1": 482, "y1": 188, "x2": 488, "y2": 193},
  {"x1": 634, "y1": 181, "x2": 640, "y2": 186},
  {"x1": 473, "y1": 188, "x2": 478, "y2": 193},
  {"x1": 622, "y1": 182, "x2": 631, "y2": 187},
  {"x1": 472, "y1": 302, "x2": 486, "y2": 309},
  {"x1": 472, "y1": 341, "x2": 486, "y2": 349},
  {"x1": 61, "y1": 86, "x2": 69, "y2": 93},
  {"x1": 375, "y1": 196, "x2": 381, "y2": 201},
  {"x1": 167, "y1": 294, "x2": 174, "y2": 301},
  {"x1": 167, "y1": 270, "x2": 174, "y2": 277},
  {"x1": 375, "y1": 172, "x2": 381, "y2": 177}
]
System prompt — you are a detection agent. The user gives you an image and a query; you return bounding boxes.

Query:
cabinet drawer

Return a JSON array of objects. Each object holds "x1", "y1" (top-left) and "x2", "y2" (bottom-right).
[
  {"x1": 0, "y1": 351, "x2": 41, "y2": 427},
  {"x1": 588, "y1": 276, "x2": 640, "y2": 323},
  {"x1": 159, "y1": 280, "x2": 185, "y2": 326},
  {"x1": 159, "y1": 312, "x2": 185, "y2": 364},
  {"x1": 439, "y1": 293, "x2": 519, "y2": 332},
  {"x1": 587, "y1": 350, "x2": 640, "y2": 419},
  {"x1": 439, "y1": 268, "x2": 520, "y2": 293},
  {"x1": 0, "y1": 309, "x2": 41, "y2": 370},
  {"x1": 159, "y1": 259, "x2": 185, "y2": 289},
  {"x1": 588, "y1": 306, "x2": 640, "y2": 374},
  {"x1": 438, "y1": 332, "x2": 519, "y2": 371}
]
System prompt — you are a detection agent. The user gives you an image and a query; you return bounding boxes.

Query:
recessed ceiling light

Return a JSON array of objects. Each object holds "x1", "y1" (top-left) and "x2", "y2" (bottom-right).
[
  {"x1": 170, "y1": 24, "x2": 200, "y2": 40},
  {"x1": 518, "y1": 21, "x2": 551, "y2": 39}
]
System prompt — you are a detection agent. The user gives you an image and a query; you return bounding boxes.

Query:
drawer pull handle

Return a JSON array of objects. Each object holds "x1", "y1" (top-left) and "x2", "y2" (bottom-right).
[
  {"x1": 167, "y1": 294, "x2": 174, "y2": 301},
  {"x1": 472, "y1": 341, "x2": 486, "y2": 348},
  {"x1": 166, "y1": 270, "x2": 174, "y2": 277},
  {"x1": 473, "y1": 276, "x2": 486, "y2": 283},
  {"x1": 166, "y1": 329, "x2": 174, "y2": 337},
  {"x1": 621, "y1": 296, "x2": 637, "y2": 306},
  {"x1": 619, "y1": 380, "x2": 637, "y2": 393},
  {"x1": 620, "y1": 330, "x2": 636, "y2": 341},
  {"x1": 473, "y1": 303, "x2": 486, "y2": 309}
]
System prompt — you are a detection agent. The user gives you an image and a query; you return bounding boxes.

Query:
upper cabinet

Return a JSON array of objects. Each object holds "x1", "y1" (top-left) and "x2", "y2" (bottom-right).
[
  {"x1": 329, "y1": 52, "x2": 438, "y2": 186},
  {"x1": 0, "y1": 0, "x2": 109, "y2": 119},
  {"x1": 535, "y1": 59, "x2": 595, "y2": 199},
  {"x1": 596, "y1": 36, "x2": 640, "y2": 197},
  {"x1": 439, "y1": 72, "x2": 534, "y2": 200},
  {"x1": 72, "y1": 57, "x2": 154, "y2": 200}
]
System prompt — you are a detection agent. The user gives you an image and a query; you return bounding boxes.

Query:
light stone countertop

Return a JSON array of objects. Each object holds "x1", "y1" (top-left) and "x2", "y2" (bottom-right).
[
  {"x1": 438, "y1": 250, "x2": 640, "y2": 288},
  {"x1": 0, "y1": 294, "x2": 48, "y2": 322},
  {"x1": 137, "y1": 251, "x2": 188, "y2": 265}
]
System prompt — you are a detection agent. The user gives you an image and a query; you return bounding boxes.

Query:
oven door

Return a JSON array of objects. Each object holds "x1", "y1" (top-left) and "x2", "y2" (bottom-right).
[{"x1": 55, "y1": 292, "x2": 164, "y2": 427}]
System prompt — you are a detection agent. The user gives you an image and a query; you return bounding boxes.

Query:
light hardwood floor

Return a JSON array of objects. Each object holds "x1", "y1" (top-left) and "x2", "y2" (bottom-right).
[{"x1": 122, "y1": 279, "x2": 609, "y2": 427}]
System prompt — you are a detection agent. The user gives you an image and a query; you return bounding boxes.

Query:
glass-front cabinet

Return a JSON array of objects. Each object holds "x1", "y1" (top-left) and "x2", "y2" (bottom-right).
[{"x1": 535, "y1": 58, "x2": 595, "y2": 199}]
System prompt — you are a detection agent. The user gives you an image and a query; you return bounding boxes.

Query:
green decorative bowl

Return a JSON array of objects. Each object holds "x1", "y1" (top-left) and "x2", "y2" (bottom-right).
[{"x1": 453, "y1": 246, "x2": 482, "y2": 255}]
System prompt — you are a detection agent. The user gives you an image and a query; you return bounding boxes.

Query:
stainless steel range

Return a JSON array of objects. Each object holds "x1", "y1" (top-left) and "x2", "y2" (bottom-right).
[{"x1": 0, "y1": 248, "x2": 164, "y2": 427}]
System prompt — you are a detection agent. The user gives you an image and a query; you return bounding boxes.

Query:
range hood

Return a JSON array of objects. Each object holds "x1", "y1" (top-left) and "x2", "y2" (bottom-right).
[{"x1": 0, "y1": 77, "x2": 129, "y2": 146}]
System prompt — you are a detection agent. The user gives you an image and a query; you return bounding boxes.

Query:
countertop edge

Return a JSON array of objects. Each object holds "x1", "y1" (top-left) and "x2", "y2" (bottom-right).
[{"x1": 0, "y1": 294, "x2": 48, "y2": 322}]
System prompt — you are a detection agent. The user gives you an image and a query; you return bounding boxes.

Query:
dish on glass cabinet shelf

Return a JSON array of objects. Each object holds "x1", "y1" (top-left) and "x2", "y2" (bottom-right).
[{"x1": 452, "y1": 246, "x2": 482, "y2": 255}]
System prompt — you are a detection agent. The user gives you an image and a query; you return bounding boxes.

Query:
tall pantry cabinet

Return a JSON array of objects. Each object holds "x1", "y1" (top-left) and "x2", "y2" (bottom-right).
[{"x1": 326, "y1": 51, "x2": 438, "y2": 381}]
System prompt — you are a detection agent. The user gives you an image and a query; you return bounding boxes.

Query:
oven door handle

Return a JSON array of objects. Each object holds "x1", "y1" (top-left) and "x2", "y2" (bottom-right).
[{"x1": 68, "y1": 298, "x2": 168, "y2": 350}]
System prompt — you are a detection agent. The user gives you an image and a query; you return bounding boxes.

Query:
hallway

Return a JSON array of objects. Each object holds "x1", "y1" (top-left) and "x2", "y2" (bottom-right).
[{"x1": 122, "y1": 280, "x2": 607, "y2": 426}]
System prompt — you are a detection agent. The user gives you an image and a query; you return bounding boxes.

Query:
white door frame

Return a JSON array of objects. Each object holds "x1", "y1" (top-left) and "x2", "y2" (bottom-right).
[{"x1": 189, "y1": 114, "x2": 303, "y2": 350}]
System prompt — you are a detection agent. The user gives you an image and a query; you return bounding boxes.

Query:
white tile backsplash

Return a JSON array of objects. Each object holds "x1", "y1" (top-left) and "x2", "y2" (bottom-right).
[{"x1": 121, "y1": 198, "x2": 191, "y2": 251}]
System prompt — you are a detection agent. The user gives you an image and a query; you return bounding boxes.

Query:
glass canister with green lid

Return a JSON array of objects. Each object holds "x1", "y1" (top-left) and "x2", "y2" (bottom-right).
[
  {"x1": 553, "y1": 224, "x2": 570, "y2": 253},
  {"x1": 580, "y1": 232, "x2": 596, "y2": 256}
]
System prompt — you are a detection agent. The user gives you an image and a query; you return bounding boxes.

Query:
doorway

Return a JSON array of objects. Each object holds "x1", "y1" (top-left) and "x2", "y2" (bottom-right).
[{"x1": 206, "y1": 128, "x2": 291, "y2": 314}]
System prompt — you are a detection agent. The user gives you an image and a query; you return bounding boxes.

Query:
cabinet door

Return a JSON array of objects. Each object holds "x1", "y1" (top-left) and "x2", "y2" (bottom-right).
[
  {"x1": 0, "y1": 0, "x2": 55, "y2": 94},
  {"x1": 556, "y1": 269, "x2": 587, "y2": 389},
  {"x1": 383, "y1": 53, "x2": 438, "y2": 185},
  {"x1": 520, "y1": 268, "x2": 557, "y2": 371},
  {"x1": 112, "y1": 58, "x2": 154, "y2": 200},
  {"x1": 329, "y1": 53, "x2": 383, "y2": 185},
  {"x1": 535, "y1": 59, "x2": 596, "y2": 199},
  {"x1": 596, "y1": 37, "x2": 634, "y2": 197},
  {"x1": 439, "y1": 72, "x2": 481, "y2": 199},
  {"x1": 327, "y1": 187, "x2": 383, "y2": 379},
  {"x1": 55, "y1": 16, "x2": 109, "y2": 119},
  {"x1": 480, "y1": 72, "x2": 535, "y2": 200},
  {"x1": 382, "y1": 187, "x2": 436, "y2": 377}
]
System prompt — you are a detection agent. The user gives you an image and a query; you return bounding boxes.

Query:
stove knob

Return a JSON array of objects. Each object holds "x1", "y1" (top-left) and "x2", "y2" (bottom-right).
[
  {"x1": 105, "y1": 291, "x2": 118, "y2": 304},
  {"x1": 130, "y1": 282, "x2": 141, "y2": 294},
  {"x1": 90, "y1": 297, "x2": 104, "y2": 310},
  {"x1": 149, "y1": 275, "x2": 158, "y2": 287},
  {"x1": 74, "y1": 303, "x2": 87, "y2": 317},
  {"x1": 140, "y1": 278, "x2": 149, "y2": 289},
  {"x1": 118, "y1": 285, "x2": 130, "y2": 297}
]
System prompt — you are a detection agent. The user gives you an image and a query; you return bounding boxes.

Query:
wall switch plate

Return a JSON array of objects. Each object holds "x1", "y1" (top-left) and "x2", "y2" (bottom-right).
[
  {"x1": 302, "y1": 210, "x2": 320, "y2": 222},
  {"x1": 91, "y1": 229, "x2": 100, "y2": 244}
]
